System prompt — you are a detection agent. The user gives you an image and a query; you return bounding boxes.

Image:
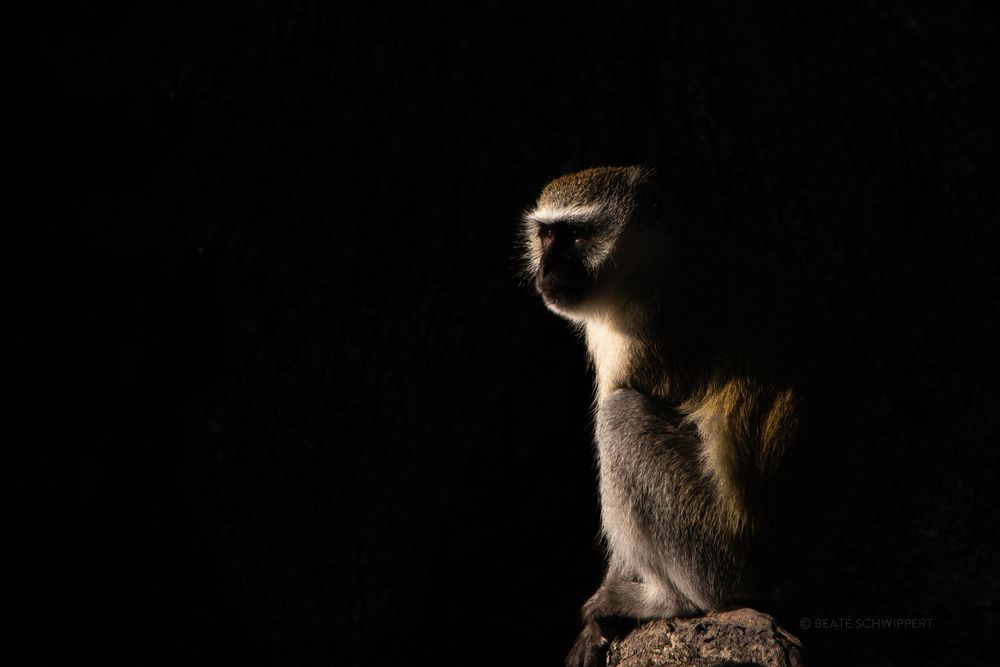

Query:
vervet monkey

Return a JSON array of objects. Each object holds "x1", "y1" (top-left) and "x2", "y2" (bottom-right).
[{"x1": 520, "y1": 166, "x2": 860, "y2": 667}]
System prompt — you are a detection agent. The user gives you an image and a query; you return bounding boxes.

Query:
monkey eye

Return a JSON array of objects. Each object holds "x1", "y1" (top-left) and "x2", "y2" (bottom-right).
[{"x1": 537, "y1": 223, "x2": 590, "y2": 243}]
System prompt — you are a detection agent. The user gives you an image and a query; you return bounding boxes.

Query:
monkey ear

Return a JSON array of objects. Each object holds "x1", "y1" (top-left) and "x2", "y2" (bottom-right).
[
  {"x1": 632, "y1": 166, "x2": 667, "y2": 215},
  {"x1": 632, "y1": 166, "x2": 692, "y2": 234}
]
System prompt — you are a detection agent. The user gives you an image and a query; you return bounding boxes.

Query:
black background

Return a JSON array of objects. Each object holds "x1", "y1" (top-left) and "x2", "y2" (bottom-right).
[{"x1": 38, "y1": 2, "x2": 999, "y2": 665}]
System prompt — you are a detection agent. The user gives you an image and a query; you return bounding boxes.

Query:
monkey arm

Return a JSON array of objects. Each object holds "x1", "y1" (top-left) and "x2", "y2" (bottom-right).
[
  {"x1": 594, "y1": 388, "x2": 745, "y2": 613},
  {"x1": 567, "y1": 386, "x2": 715, "y2": 667}
]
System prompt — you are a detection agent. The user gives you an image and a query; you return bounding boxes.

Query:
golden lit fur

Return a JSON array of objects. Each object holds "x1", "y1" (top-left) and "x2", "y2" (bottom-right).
[{"x1": 521, "y1": 167, "x2": 861, "y2": 667}]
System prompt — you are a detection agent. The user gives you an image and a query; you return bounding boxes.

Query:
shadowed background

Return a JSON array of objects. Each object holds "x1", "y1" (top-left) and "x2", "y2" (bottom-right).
[{"x1": 39, "y1": 2, "x2": 998, "y2": 665}]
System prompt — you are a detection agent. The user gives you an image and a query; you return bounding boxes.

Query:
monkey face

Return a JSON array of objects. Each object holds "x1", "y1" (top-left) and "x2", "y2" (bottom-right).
[
  {"x1": 522, "y1": 166, "x2": 662, "y2": 319},
  {"x1": 533, "y1": 220, "x2": 598, "y2": 309}
]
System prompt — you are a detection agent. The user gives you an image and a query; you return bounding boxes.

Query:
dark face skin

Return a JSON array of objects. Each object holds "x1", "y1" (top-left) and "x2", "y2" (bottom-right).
[{"x1": 534, "y1": 220, "x2": 598, "y2": 309}]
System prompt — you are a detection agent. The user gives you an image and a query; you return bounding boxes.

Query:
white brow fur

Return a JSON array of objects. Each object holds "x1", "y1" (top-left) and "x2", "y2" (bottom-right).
[{"x1": 526, "y1": 203, "x2": 602, "y2": 223}]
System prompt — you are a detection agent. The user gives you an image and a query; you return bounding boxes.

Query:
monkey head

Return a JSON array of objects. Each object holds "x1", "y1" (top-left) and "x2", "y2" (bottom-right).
[{"x1": 521, "y1": 166, "x2": 671, "y2": 321}]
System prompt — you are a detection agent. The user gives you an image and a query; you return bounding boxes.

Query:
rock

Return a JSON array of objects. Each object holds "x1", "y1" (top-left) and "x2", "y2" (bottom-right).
[{"x1": 607, "y1": 608, "x2": 804, "y2": 667}]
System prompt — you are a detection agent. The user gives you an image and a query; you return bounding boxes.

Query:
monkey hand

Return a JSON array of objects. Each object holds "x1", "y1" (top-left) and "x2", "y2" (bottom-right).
[{"x1": 565, "y1": 620, "x2": 608, "y2": 667}]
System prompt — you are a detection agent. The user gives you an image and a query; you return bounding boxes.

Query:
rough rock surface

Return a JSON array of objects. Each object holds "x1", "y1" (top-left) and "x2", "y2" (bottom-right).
[{"x1": 608, "y1": 609, "x2": 803, "y2": 667}]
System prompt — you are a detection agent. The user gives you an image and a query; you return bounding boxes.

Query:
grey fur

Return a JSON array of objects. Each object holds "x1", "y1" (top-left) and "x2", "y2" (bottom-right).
[{"x1": 522, "y1": 167, "x2": 861, "y2": 667}]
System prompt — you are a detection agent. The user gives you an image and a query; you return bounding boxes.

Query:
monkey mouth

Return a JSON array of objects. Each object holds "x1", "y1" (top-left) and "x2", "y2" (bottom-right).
[{"x1": 536, "y1": 275, "x2": 590, "y2": 308}]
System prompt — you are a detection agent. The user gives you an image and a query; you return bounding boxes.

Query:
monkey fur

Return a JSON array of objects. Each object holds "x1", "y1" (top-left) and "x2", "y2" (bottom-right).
[{"x1": 520, "y1": 167, "x2": 861, "y2": 667}]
